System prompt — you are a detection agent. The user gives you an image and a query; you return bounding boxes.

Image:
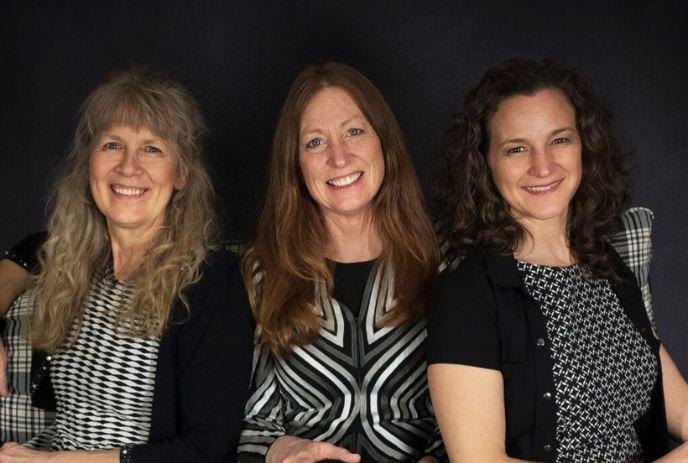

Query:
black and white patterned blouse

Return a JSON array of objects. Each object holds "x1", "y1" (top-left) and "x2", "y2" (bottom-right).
[
  {"x1": 31, "y1": 266, "x2": 160, "y2": 450},
  {"x1": 238, "y1": 260, "x2": 444, "y2": 462},
  {"x1": 517, "y1": 262, "x2": 657, "y2": 463}
]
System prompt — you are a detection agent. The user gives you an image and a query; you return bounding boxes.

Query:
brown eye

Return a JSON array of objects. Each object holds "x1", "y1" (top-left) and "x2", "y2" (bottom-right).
[
  {"x1": 104, "y1": 142, "x2": 119, "y2": 150},
  {"x1": 506, "y1": 146, "x2": 526, "y2": 155}
]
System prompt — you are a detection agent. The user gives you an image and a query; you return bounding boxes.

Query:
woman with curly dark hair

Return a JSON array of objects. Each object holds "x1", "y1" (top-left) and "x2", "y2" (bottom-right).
[{"x1": 427, "y1": 59, "x2": 688, "y2": 462}]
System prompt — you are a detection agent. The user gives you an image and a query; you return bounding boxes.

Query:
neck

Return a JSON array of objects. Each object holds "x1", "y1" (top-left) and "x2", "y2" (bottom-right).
[
  {"x1": 108, "y1": 225, "x2": 157, "y2": 280},
  {"x1": 324, "y1": 212, "x2": 383, "y2": 263},
  {"x1": 515, "y1": 216, "x2": 573, "y2": 267}
]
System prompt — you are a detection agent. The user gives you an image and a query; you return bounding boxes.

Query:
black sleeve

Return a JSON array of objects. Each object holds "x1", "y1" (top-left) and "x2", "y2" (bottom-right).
[
  {"x1": 2, "y1": 231, "x2": 47, "y2": 273},
  {"x1": 427, "y1": 250, "x2": 501, "y2": 371},
  {"x1": 131, "y1": 250, "x2": 254, "y2": 463}
]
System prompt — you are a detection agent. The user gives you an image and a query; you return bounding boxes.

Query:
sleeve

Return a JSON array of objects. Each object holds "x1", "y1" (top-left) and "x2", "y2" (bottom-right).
[
  {"x1": 426, "y1": 252, "x2": 501, "y2": 371},
  {"x1": 606, "y1": 206, "x2": 655, "y2": 326},
  {"x1": 22, "y1": 423, "x2": 56, "y2": 450},
  {"x1": 236, "y1": 337, "x2": 286, "y2": 463},
  {"x1": 129, "y1": 251, "x2": 254, "y2": 463},
  {"x1": 422, "y1": 426, "x2": 447, "y2": 461},
  {"x1": 2, "y1": 232, "x2": 47, "y2": 273}
]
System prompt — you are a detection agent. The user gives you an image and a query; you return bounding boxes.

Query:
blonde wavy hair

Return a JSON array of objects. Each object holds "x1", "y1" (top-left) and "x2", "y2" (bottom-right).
[
  {"x1": 30, "y1": 68, "x2": 218, "y2": 352},
  {"x1": 245, "y1": 63, "x2": 438, "y2": 355}
]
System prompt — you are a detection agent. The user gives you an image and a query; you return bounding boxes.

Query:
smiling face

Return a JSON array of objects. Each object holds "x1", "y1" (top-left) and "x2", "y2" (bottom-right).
[
  {"x1": 298, "y1": 86, "x2": 385, "y2": 223},
  {"x1": 486, "y1": 88, "x2": 582, "y2": 231},
  {"x1": 89, "y1": 125, "x2": 183, "y2": 238}
]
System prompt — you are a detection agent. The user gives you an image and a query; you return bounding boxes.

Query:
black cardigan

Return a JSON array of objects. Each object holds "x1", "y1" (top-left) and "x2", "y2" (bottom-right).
[
  {"x1": 32, "y1": 249, "x2": 253, "y2": 463},
  {"x1": 427, "y1": 244, "x2": 670, "y2": 462}
]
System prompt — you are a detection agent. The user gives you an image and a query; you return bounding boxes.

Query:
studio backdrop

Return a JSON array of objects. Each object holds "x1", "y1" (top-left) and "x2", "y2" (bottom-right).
[{"x1": 1, "y1": 0, "x2": 686, "y2": 373}]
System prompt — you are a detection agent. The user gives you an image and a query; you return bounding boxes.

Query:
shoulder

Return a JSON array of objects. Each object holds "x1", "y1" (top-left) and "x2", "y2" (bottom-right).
[
  {"x1": 179, "y1": 249, "x2": 249, "y2": 321},
  {"x1": 190, "y1": 249, "x2": 242, "y2": 292},
  {"x1": 438, "y1": 244, "x2": 494, "y2": 290}
]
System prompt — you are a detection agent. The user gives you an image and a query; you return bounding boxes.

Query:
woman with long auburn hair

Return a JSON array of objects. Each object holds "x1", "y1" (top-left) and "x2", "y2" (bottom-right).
[
  {"x1": 0, "y1": 69, "x2": 252, "y2": 462},
  {"x1": 238, "y1": 63, "x2": 444, "y2": 462},
  {"x1": 427, "y1": 58, "x2": 688, "y2": 462}
]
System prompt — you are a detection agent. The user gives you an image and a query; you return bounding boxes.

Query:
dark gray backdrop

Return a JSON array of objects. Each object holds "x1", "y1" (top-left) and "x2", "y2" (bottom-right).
[{"x1": 1, "y1": 0, "x2": 687, "y2": 374}]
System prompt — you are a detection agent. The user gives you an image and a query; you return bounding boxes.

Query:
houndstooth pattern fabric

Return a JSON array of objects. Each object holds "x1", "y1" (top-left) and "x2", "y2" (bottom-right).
[
  {"x1": 518, "y1": 262, "x2": 657, "y2": 463},
  {"x1": 0, "y1": 289, "x2": 55, "y2": 443}
]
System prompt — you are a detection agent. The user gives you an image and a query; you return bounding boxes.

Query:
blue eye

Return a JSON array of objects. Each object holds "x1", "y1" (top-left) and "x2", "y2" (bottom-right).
[
  {"x1": 305, "y1": 138, "x2": 323, "y2": 149},
  {"x1": 104, "y1": 142, "x2": 119, "y2": 150},
  {"x1": 347, "y1": 128, "x2": 364, "y2": 136}
]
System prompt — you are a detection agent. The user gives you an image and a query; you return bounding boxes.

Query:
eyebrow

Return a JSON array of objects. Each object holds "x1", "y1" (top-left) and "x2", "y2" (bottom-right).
[
  {"x1": 101, "y1": 134, "x2": 163, "y2": 145},
  {"x1": 300, "y1": 116, "x2": 367, "y2": 138},
  {"x1": 498, "y1": 126, "x2": 576, "y2": 146}
]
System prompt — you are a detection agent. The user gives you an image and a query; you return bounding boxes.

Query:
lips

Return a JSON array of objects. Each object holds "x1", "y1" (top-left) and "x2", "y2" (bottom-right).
[
  {"x1": 523, "y1": 179, "x2": 562, "y2": 194},
  {"x1": 327, "y1": 171, "x2": 363, "y2": 188},
  {"x1": 111, "y1": 184, "x2": 148, "y2": 197}
]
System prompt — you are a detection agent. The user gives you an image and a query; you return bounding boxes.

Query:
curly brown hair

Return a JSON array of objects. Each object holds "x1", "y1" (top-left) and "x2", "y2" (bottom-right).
[
  {"x1": 437, "y1": 58, "x2": 632, "y2": 278},
  {"x1": 245, "y1": 63, "x2": 438, "y2": 355}
]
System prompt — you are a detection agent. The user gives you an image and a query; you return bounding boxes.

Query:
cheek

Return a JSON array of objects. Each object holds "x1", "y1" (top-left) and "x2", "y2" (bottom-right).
[
  {"x1": 88, "y1": 154, "x2": 108, "y2": 186},
  {"x1": 298, "y1": 156, "x2": 320, "y2": 188}
]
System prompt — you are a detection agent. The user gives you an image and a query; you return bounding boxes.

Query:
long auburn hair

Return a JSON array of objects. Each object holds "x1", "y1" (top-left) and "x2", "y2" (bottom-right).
[
  {"x1": 31, "y1": 68, "x2": 218, "y2": 352},
  {"x1": 245, "y1": 63, "x2": 438, "y2": 356},
  {"x1": 438, "y1": 58, "x2": 631, "y2": 278}
]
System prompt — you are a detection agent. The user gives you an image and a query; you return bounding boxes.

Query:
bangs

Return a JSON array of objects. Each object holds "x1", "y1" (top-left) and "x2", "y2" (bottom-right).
[{"x1": 84, "y1": 86, "x2": 185, "y2": 147}]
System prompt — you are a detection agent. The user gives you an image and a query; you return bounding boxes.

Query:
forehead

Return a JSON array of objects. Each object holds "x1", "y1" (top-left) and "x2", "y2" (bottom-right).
[
  {"x1": 93, "y1": 101, "x2": 178, "y2": 143},
  {"x1": 489, "y1": 88, "x2": 576, "y2": 136},
  {"x1": 300, "y1": 86, "x2": 365, "y2": 131}
]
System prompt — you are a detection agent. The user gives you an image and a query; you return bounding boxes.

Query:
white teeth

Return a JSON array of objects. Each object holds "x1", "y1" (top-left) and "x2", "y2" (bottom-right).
[
  {"x1": 112, "y1": 185, "x2": 146, "y2": 197},
  {"x1": 327, "y1": 172, "x2": 362, "y2": 187},
  {"x1": 525, "y1": 181, "x2": 559, "y2": 193}
]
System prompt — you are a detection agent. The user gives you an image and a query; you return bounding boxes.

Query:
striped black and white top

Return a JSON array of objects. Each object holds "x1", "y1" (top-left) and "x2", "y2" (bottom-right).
[
  {"x1": 29, "y1": 266, "x2": 160, "y2": 450},
  {"x1": 238, "y1": 259, "x2": 445, "y2": 462}
]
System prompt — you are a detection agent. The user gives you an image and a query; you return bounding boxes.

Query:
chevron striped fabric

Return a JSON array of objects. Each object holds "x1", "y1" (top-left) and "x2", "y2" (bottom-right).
[{"x1": 238, "y1": 260, "x2": 445, "y2": 462}]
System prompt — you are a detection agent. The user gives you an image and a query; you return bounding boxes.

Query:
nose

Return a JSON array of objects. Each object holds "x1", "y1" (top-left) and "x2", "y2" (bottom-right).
[
  {"x1": 327, "y1": 139, "x2": 349, "y2": 168},
  {"x1": 529, "y1": 147, "x2": 553, "y2": 178},
  {"x1": 115, "y1": 148, "x2": 142, "y2": 177}
]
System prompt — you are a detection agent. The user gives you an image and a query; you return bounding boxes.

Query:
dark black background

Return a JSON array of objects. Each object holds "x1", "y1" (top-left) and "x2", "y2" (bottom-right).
[{"x1": 1, "y1": 1, "x2": 686, "y2": 374}]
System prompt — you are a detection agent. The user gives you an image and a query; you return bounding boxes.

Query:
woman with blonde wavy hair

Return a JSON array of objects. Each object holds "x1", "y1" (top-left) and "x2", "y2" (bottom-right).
[
  {"x1": 0, "y1": 69, "x2": 252, "y2": 463},
  {"x1": 238, "y1": 63, "x2": 444, "y2": 463}
]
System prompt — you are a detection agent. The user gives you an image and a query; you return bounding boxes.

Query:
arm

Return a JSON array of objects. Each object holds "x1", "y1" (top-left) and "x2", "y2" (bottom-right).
[
  {"x1": 426, "y1": 251, "x2": 536, "y2": 463},
  {"x1": 648, "y1": 345, "x2": 688, "y2": 461},
  {"x1": 237, "y1": 341, "x2": 287, "y2": 462},
  {"x1": 237, "y1": 332, "x2": 359, "y2": 463},
  {"x1": 660, "y1": 345, "x2": 688, "y2": 441},
  {"x1": 428, "y1": 364, "x2": 534, "y2": 463},
  {"x1": 0, "y1": 233, "x2": 44, "y2": 398},
  {"x1": 0, "y1": 443, "x2": 118, "y2": 462},
  {"x1": 0, "y1": 260, "x2": 31, "y2": 397},
  {"x1": 0, "y1": 259, "x2": 31, "y2": 318}
]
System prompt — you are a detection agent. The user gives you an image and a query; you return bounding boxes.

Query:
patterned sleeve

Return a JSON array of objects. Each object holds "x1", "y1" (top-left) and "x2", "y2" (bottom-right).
[
  {"x1": 423, "y1": 426, "x2": 447, "y2": 461},
  {"x1": 22, "y1": 423, "x2": 56, "y2": 450},
  {"x1": 606, "y1": 207, "x2": 655, "y2": 326},
  {"x1": 237, "y1": 336, "x2": 286, "y2": 463}
]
